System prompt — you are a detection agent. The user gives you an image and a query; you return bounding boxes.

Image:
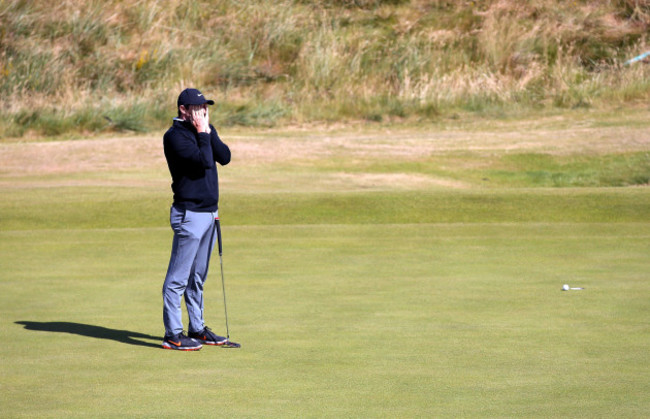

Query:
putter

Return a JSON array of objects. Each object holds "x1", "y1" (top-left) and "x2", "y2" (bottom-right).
[{"x1": 215, "y1": 217, "x2": 241, "y2": 348}]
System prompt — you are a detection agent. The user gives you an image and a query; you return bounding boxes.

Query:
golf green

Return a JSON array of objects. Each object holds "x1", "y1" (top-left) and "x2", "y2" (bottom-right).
[{"x1": 1, "y1": 121, "x2": 649, "y2": 417}]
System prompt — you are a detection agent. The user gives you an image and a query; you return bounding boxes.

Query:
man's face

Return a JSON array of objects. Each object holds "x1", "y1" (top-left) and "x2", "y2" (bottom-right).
[{"x1": 179, "y1": 104, "x2": 208, "y2": 121}]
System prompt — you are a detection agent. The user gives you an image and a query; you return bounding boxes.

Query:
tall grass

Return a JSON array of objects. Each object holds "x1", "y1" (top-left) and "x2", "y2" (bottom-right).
[{"x1": 0, "y1": 0, "x2": 648, "y2": 137}]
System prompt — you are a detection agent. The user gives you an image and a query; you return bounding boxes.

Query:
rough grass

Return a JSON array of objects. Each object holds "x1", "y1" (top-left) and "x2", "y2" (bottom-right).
[{"x1": 1, "y1": 0, "x2": 649, "y2": 137}]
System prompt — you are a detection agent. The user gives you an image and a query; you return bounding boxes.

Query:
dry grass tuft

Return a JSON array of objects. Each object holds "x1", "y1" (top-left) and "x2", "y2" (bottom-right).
[{"x1": 1, "y1": 0, "x2": 649, "y2": 137}]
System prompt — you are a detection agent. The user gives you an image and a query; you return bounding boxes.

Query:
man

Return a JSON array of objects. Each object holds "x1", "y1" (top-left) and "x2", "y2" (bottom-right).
[{"x1": 161, "y1": 88, "x2": 231, "y2": 351}]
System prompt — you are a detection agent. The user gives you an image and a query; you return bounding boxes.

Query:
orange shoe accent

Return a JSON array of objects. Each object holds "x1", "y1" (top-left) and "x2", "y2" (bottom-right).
[{"x1": 162, "y1": 344, "x2": 201, "y2": 351}]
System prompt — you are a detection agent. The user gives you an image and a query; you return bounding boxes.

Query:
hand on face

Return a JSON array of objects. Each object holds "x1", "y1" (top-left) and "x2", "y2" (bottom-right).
[{"x1": 182, "y1": 104, "x2": 211, "y2": 134}]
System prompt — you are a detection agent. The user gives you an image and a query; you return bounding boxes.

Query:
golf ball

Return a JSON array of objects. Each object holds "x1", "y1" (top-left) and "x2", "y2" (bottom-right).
[{"x1": 562, "y1": 284, "x2": 570, "y2": 291}]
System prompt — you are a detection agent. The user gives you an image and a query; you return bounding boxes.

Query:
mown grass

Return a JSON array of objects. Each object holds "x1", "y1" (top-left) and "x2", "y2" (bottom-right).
[
  {"x1": 1, "y1": 186, "x2": 650, "y2": 232},
  {"x1": 320, "y1": 150, "x2": 650, "y2": 188},
  {"x1": 1, "y1": 117, "x2": 648, "y2": 416},
  {"x1": 1, "y1": 204, "x2": 649, "y2": 417},
  {"x1": 491, "y1": 151, "x2": 650, "y2": 187},
  {"x1": 1, "y1": 0, "x2": 649, "y2": 137}
]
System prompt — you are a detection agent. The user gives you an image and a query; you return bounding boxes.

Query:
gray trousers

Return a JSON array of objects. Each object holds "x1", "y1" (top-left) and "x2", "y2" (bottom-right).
[{"x1": 162, "y1": 206, "x2": 218, "y2": 336}]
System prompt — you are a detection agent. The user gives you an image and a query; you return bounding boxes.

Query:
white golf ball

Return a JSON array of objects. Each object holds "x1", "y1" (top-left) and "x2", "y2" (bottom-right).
[{"x1": 562, "y1": 284, "x2": 570, "y2": 291}]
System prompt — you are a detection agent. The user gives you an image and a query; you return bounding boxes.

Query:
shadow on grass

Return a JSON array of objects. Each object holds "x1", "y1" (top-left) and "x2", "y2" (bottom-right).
[{"x1": 15, "y1": 321, "x2": 161, "y2": 349}]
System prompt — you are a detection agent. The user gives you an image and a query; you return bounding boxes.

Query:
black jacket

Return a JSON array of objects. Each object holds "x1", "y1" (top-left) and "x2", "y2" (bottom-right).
[{"x1": 163, "y1": 119, "x2": 231, "y2": 212}]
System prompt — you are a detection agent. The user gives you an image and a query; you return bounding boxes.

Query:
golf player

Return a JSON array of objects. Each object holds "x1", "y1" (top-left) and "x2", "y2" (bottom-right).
[{"x1": 161, "y1": 88, "x2": 231, "y2": 351}]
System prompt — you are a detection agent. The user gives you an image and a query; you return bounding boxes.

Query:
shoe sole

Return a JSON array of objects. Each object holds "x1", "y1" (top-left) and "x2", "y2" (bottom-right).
[{"x1": 162, "y1": 342, "x2": 202, "y2": 351}]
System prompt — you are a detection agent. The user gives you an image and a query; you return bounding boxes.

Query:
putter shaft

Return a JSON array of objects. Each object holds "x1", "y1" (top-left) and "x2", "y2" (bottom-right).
[{"x1": 219, "y1": 253, "x2": 230, "y2": 340}]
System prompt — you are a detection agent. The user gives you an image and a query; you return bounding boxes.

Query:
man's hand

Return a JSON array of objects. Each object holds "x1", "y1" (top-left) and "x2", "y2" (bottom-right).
[{"x1": 190, "y1": 105, "x2": 211, "y2": 134}]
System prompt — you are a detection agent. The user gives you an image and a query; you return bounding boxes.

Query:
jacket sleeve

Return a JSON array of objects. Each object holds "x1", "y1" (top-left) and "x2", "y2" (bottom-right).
[
  {"x1": 210, "y1": 126, "x2": 231, "y2": 166},
  {"x1": 166, "y1": 129, "x2": 214, "y2": 169}
]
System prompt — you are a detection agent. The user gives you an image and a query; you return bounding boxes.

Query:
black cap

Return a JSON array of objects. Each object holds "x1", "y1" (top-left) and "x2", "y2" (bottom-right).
[{"x1": 177, "y1": 88, "x2": 215, "y2": 107}]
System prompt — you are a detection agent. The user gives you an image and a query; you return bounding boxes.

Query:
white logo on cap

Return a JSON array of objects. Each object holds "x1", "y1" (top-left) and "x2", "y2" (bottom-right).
[{"x1": 197, "y1": 93, "x2": 203, "y2": 97}]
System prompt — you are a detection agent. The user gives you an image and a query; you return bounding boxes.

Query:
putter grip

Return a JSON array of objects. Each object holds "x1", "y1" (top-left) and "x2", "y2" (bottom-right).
[{"x1": 216, "y1": 219, "x2": 223, "y2": 256}]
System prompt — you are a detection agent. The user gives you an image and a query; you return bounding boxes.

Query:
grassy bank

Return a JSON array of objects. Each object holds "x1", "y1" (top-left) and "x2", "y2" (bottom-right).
[{"x1": 1, "y1": 0, "x2": 649, "y2": 138}]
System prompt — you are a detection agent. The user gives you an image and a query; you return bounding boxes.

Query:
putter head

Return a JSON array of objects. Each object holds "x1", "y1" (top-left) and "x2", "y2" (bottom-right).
[{"x1": 222, "y1": 340, "x2": 241, "y2": 348}]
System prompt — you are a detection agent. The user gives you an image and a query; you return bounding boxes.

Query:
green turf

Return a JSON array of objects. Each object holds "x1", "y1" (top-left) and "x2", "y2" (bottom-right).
[
  {"x1": 1, "y1": 222, "x2": 648, "y2": 417},
  {"x1": 1, "y1": 187, "x2": 649, "y2": 231},
  {"x1": 1, "y1": 123, "x2": 649, "y2": 417}
]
